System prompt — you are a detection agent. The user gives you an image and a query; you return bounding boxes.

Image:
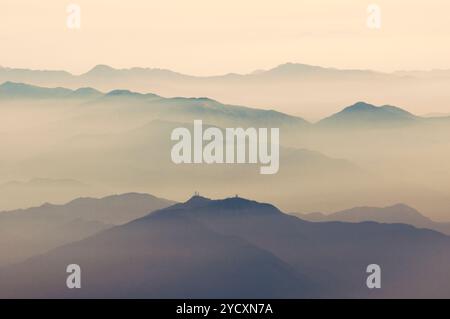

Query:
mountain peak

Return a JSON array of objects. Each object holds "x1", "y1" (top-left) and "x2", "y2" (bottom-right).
[
  {"x1": 343, "y1": 101, "x2": 377, "y2": 112},
  {"x1": 319, "y1": 101, "x2": 418, "y2": 127},
  {"x1": 0, "y1": 81, "x2": 31, "y2": 89},
  {"x1": 152, "y1": 196, "x2": 282, "y2": 220},
  {"x1": 84, "y1": 64, "x2": 116, "y2": 75},
  {"x1": 105, "y1": 89, "x2": 141, "y2": 97},
  {"x1": 72, "y1": 87, "x2": 103, "y2": 97},
  {"x1": 341, "y1": 101, "x2": 415, "y2": 117},
  {"x1": 184, "y1": 195, "x2": 212, "y2": 206},
  {"x1": 0, "y1": 81, "x2": 72, "y2": 98},
  {"x1": 384, "y1": 203, "x2": 426, "y2": 218},
  {"x1": 267, "y1": 63, "x2": 323, "y2": 75}
]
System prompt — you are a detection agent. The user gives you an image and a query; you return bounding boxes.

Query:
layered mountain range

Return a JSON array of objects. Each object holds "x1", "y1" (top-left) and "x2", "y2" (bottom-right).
[
  {"x1": 2, "y1": 63, "x2": 450, "y2": 119},
  {"x1": 1, "y1": 81, "x2": 448, "y2": 126},
  {"x1": 2, "y1": 195, "x2": 450, "y2": 298},
  {"x1": 2, "y1": 80, "x2": 450, "y2": 219}
]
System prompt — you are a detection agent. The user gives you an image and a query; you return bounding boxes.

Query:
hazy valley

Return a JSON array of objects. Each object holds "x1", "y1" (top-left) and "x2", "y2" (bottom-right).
[
  {"x1": 2, "y1": 63, "x2": 450, "y2": 298},
  {"x1": 1, "y1": 80, "x2": 450, "y2": 219}
]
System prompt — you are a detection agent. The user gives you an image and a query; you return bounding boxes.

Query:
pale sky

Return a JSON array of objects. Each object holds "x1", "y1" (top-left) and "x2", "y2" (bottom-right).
[{"x1": 1, "y1": 0, "x2": 450, "y2": 75}]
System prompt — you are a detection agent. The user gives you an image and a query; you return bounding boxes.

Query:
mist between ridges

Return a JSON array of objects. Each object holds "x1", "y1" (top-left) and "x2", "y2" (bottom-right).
[{"x1": 170, "y1": 120, "x2": 280, "y2": 175}]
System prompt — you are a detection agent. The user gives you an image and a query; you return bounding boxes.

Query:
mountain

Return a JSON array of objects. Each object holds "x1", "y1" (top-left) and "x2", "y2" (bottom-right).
[
  {"x1": 0, "y1": 193, "x2": 174, "y2": 267},
  {"x1": 0, "y1": 81, "x2": 309, "y2": 128},
  {"x1": 318, "y1": 102, "x2": 420, "y2": 128},
  {"x1": 0, "y1": 66, "x2": 72, "y2": 84},
  {"x1": 296, "y1": 203, "x2": 450, "y2": 235},
  {"x1": 0, "y1": 178, "x2": 105, "y2": 211},
  {"x1": 22, "y1": 192, "x2": 176, "y2": 225},
  {"x1": 3, "y1": 63, "x2": 450, "y2": 119},
  {"x1": 71, "y1": 87, "x2": 103, "y2": 98},
  {"x1": 0, "y1": 81, "x2": 73, "y2": 99},
  {"x1": 0, "y1": 196, "x2": 311, "y2": 298},
  {"x1": 0, "y1": 82, "x2": 433, "y2": 129},
  {"x1": 0, "y1": 63, "x2": 390, "y2": 85},
  {"x1": 2, "y1": 80, "x2": 450, "y2": 219},
  {"x1": 81, "y1": 64, "x2": 187, "y2": 80},
  {"x1": 260, "y1": 63, "x2": 384, "y2": 79},
  {"x1": 2, "y1": 196, "x2": 450, "y2": 298}
]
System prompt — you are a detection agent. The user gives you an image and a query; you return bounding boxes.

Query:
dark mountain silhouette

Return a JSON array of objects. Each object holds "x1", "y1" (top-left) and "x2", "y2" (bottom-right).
[
  {"x1": 148, "y1": 196, "x2": 450, "y2": 298},
  {"x1": 2, "y1": 196, "x2": 450, "y2": 298},
  {"x1": 0, "y1": 193, "x2": 174, "y2": 266},
  {"x1": 0, "y1": 196, "x2": 311, "y2": 299},
  {"x1": 297, "y1": 203, "x2": 450, "y2": 236}
]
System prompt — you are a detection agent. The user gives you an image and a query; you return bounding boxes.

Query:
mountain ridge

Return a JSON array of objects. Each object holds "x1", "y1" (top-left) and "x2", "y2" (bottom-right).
[
  {"x1": 0, "y1": 192, "x2": 175, "y2": 267},
  {"x1": 3, "y1": 195, "x2": 450, "y2": 298},
  {"x1": 318, "y1": 101, "x2": 420, "y2": 127},
  {"x1": 296, "y1": 203, "x2": 450, "y2": 235},
  {"x1": 0, "y1": 81, "x2": 426, "y2": 125},
  {"x1": 2, "y1": 62, "x2": 437, "y2": 79},
  {"x1": 3, "y1": 62, "x2": 450, "y2": 119}
]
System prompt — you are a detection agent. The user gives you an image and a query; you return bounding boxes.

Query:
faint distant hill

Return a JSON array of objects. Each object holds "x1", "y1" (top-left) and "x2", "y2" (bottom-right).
[
  {"x1": 318, "y1": 102, "x2": 420, "y2": 128},
  {"x1": 393, "y1": 69, "x2": 450, "y2": 79},
  {"x1": 2, "y1": 195, "x2": 450, "y2": 298},
  {"x1": 44, "y1": 118, "x2": 360, "y2": 207},
  {"x1": 0, "y1": 178, "x2": 104, "y2": 211},
  {"x1": 296, "y1": 203, "x2": 450, "y2": 236},
  {"x1": 1, "y1": 63, "x2": 385, "y2": 86},
  {"x1": 257, "y1": 63, "x2": 386, "y2": 80},
  {"x1": 0, "y1": 193, "x2": 174, "y2": 267},
  {"x1": 0, "y1": 67, "x2": 73, "y2": 84}
]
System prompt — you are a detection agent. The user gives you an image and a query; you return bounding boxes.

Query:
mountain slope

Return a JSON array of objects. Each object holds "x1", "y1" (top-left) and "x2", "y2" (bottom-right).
[
  {"x1": 0, "y1": 81, "x2": 309, "y2": 128},
  {"x1": 0, "y1": 81, "x2": 73, "y2": 99},
  {"x1": 3, "y1": 62, "x2": 450, "y2": 119},
  {"x1": 318, "y1": 102, "x2": 419, "y2": 128},
  {"x1": 297, "y1": 203, "x2": 450, "y2": 235},
  {"x1": 3, "y1": 196, "x2": 450, "y2": 298},
  {"x1": 149, "y1": 196, "x2": 450, "y2": 298},
  {"x1": 0, "y1": 200, "x2": 311, "y2": 299},
  {"x1": 0, "y1": 193, "x2": 174, "y2": 266},
  {"x1": 0, "y1": 178, "x2": 103, "y2": 211}
]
